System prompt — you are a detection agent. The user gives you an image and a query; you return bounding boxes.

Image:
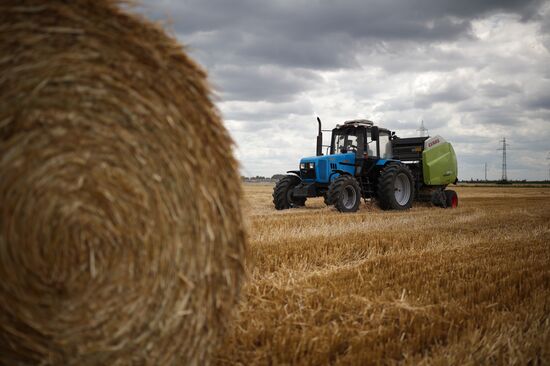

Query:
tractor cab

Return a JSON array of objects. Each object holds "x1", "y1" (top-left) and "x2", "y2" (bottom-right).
[{"x1": 329, "y1": 119, "x2": 393, "y2": 159}]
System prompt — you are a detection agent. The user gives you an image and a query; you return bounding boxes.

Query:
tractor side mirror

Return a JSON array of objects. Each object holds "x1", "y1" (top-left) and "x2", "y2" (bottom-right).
[{"x1": 371, "y1": 126, "x2": 379, "y2": 141}]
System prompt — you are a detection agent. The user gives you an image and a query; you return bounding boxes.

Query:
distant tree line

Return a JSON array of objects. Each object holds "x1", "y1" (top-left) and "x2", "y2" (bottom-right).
[
  {"x1": 241, "y1": 174, "x2": 286, "y2": 183},
  {"x1": 458, "y1": 179, "x2": 550, "y2": 185}
]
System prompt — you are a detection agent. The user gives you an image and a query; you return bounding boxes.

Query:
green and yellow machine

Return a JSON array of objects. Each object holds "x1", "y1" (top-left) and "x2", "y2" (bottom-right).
[{"x1": 273, "y1": 118, "x2": 459, "y2": 212}]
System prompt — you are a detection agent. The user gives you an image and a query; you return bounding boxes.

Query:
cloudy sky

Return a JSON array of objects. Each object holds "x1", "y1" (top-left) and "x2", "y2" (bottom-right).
[{"x1": 138, "y1": 0, "x2": 550, "y2": 180}]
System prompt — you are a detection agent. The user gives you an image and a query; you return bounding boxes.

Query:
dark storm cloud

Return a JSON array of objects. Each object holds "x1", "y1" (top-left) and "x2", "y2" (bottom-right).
[
  {"x1": 526, "y1": 95, "x2": 550, "y2": 110},
  {"x1": 413, "y1": 0, "x2": 544, "y2": 20},
  {"x1": 414, "y1": 81, "x2": 473, "y2": 108},
  {"x1": 365, "y1": 44, "x2": 475, "y2": 74},
  {"x1": 237, "y1": 32, "x2": 360, "y2": 70},
  {"x1": 479, "y1": 81, "x2": 522, "y2": 99},
  {"x1": 212, "y1": 65, "x2": 321, "y2": 102},
  {"x1": 148, "y1": 0, "x2": 543, "y2": 40},
  {"x1": 139, "y1": 0, "x2": 548, "y2": 108},
  {"x1": 540, "y1": 9, "x2": 550, "y2": 51},
  {"x1": 523, "y1": 82, "x2": 550, "y2": 111},
  {"x1": 473, "y1": 108, "x2": 523, "y2": 126},
  {"x1": 222, "y1": 99, "x2": 314, "y2": 122},
  {"x1": 144, "y1": 0, "x2": 545, "y2": 71}
]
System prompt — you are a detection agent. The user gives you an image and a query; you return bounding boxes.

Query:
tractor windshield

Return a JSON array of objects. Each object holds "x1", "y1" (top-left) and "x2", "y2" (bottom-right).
[{"x1": 334, "y1": 133, "x2": 358, "y2": 153}]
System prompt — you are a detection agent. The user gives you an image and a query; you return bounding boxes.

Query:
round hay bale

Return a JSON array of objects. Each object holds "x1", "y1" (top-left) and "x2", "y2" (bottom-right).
[{"x1": 0, "y1": 1, "x2": 245, "y2": 365}]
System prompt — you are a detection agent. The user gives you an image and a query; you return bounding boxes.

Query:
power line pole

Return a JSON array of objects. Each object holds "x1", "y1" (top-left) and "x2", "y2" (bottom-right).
[
  {"x1": 417, "y1": 120, "x2": 428, "y2": 137},
  {"x1": 547, "y1": 152, "x2": 550, "y2": 181},
  {"x1": 484, "y1": 162, "x2": 487, "y2": 181},
  {"x1": 497, "y1": 138, "x2": 509, "y2": 182}
]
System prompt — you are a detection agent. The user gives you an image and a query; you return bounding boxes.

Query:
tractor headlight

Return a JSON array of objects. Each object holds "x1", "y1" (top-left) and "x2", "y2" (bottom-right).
[
  {"x1": 300, "y1": 163, "x2": 306, "y2": 169},
  {"x1": 308, "y1": 162, "x2": 315, "y2": 169}
]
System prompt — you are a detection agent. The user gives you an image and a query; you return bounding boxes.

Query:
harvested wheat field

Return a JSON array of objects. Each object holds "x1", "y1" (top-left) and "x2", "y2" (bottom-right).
[{"x1": 215, "y1": 185, "x2": 550, "y2": 365}]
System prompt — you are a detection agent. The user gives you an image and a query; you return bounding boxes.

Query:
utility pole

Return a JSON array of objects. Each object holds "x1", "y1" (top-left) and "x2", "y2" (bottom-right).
[
  {"x1": 497, "y1": 138, "x2": 509, "y2": 182},
  {"x1": 417, "y1": 120, "x2": 428, "y2": 137},
  {"x1": 547, "y1": 152, "x2": 550, "y2": 181},
  {"x1": 484, "y1": 162, "x2": 487, "y2": 181}
]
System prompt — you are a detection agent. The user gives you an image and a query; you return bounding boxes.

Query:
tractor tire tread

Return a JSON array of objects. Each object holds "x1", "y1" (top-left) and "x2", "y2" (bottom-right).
[
  {"x1": 328, "y1": 175, "x2": 362, "y2": 212},
  {"x1": 377, "y1": 163, "x2": 414, "y2": 210},
  {"x1": 273, "y1": 175, "x2": 305, "y2": 210}
]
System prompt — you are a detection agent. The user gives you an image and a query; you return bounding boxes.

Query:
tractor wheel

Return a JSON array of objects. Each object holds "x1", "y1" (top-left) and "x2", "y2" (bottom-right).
[
  {"x1": 323, "y1": 193, "x2": 332, "y2": 206},
  {"x1": 327, "y1": 175, "x2": 361, "y2": 213},
  {"x1": 273, "y1": 175, "x2": 306, "y2": 210},
  {"x1": 444, "y1": 190, "x2": 458, "y2": 208},
  {"x1": 377, "y1": 163, "x2": 414, "y2": 210}
]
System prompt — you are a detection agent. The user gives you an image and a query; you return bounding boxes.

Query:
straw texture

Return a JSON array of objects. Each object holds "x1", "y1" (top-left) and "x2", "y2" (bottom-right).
[{"x1": 0, "y1": 1, "x2": 245, "y2": 365}]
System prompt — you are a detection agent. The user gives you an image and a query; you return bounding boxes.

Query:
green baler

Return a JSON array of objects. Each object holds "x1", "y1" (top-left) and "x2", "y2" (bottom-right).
[
  {"x1": 422, "y1": 135, "x2": 458, "y2": 186},
  {"x1": 389, "y1": 133, "x2": 459, "y2": 208}
]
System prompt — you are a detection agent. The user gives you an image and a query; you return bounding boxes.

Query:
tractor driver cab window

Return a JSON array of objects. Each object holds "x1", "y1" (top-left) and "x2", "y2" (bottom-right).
[
  {"x1": 366, "y1": 131, "x2": 375, "y2": 156},
  {"x1": 334, "y1": 133, "x2": 358, "y2": 153},
  {"x1": 379, "y1": 132, "x2": 392, "y2": 159}
]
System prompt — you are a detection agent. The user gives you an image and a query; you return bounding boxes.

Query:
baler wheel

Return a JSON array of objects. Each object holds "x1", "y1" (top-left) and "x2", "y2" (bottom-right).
[{"x1": 444, "y1": 190, "x2": 458, "y2": 208}]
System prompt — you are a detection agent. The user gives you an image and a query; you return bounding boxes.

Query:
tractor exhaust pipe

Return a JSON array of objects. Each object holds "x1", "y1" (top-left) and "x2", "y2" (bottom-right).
[{"x1": 316, "y1": 117, "x2": 323, "y2": 156}]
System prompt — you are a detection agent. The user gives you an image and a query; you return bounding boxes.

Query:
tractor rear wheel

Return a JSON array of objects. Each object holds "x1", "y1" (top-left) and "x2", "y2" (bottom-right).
[
  {"x1": 444, "y1": 190, "x2": 458, "y2": 208},
  {"x1": 328, "y1": 175, "x2": 361, "y2": 213},
  {"x1": 273, "y1": 175, "x2": 306, "y2": 210},
  {"x1": 377, "y1": 163, "x2": 414, "y2": 210}
]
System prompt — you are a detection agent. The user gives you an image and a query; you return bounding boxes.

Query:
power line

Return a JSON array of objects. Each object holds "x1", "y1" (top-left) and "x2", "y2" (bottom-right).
[{"x1": 497, "y1": 138, "x2": 509, "y2": 182}]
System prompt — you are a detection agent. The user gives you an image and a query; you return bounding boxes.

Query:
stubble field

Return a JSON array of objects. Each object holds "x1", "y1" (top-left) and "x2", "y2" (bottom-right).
[{"x1": 215, "y1": 185, "x2": 550, "y2": 365}]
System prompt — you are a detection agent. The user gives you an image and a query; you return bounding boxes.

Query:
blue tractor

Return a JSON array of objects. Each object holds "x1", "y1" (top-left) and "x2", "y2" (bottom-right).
[{"x1": 273, "y1": 118, "x2": 458, "y2": 212}]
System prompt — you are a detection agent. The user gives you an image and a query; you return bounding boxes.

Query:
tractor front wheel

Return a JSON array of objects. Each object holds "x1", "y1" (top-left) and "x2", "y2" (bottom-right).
[
  {"x1": 328, "y1": 175, "x2": 362, "y2": 213},
  {"x1": 273, "y1": 175, "x2": 306, "y2": 210},
  {"x1": 323, "y1": 194, "x2": 331, "y2": 206}
]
